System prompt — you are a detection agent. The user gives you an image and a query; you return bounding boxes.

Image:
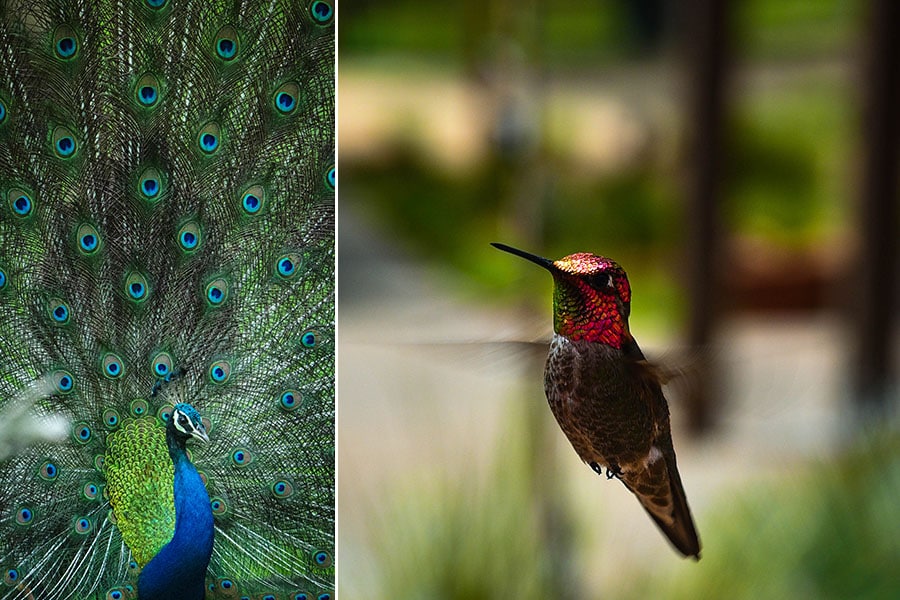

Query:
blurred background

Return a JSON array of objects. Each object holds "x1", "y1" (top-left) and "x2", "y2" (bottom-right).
[{"x1": 338, "y1": 0, "x2": 899, "y2": 597}]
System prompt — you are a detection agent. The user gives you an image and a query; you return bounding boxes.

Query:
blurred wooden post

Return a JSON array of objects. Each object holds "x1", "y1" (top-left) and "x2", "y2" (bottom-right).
[
  {"x1": 681, "y1": 0, "x2": 732, "y2": 434},
  {"x1": 854, "y1": 0, "x2": 900, "y2": 413}
]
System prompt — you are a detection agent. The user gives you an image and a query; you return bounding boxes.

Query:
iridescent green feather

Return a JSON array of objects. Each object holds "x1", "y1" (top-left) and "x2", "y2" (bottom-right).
[{"x1": 105, "y1": 417, "x2": 175, "y2": 567}]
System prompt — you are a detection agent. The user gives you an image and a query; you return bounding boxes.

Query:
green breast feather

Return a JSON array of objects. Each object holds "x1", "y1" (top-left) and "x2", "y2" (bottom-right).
[{"x1": 105, "y1": 417, "x2": 176, "y2": 567}]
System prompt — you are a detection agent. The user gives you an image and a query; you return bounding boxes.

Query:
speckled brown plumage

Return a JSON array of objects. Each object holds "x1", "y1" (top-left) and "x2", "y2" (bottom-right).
[{"x1": 545, "y1": 334, "x2": 700, "y2": 558}]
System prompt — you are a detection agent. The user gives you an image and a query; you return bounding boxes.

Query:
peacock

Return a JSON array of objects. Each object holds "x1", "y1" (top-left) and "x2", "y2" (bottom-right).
[{"x1": 0, "y1": 1, "x2": 335, "y2": 599}]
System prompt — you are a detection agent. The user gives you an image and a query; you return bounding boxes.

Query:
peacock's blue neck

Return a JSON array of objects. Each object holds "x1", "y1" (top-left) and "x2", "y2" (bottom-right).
[{"x1": 137, "y1": 436, "x2": 214, "y2": 600}]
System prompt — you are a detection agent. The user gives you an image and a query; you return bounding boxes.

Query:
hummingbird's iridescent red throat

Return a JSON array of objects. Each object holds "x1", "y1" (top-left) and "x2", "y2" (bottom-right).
[{"x1": 492, "y1": 242, "x2": 701, "y2": 559}]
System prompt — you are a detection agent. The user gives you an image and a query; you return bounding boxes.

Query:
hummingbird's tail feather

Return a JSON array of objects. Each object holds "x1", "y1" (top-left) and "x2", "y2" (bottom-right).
[{"x1": 620, "y1": 443, "x2": 701, "y2": 559}]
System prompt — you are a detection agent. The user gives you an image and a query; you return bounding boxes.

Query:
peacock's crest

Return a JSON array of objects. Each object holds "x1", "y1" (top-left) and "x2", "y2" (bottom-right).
[{"x1": 0, "y1": 0, "x2": 335, "y2": 598}]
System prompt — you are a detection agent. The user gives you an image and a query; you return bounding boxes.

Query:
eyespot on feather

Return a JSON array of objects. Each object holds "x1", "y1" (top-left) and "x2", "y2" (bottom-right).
[
  {"x1": 197, "y1": 122, "x2": 221, "y2": 154},
  {"x1": 9, "y1": 188, "x2": 34, "y2": 217},
  {"x1": 53, "y1": 25, "x2": 79, "y2": 59},
  {"x1": 214, "y1": 26, "x2": 239, "y2": 61},
  {"x1": 76, "y1": 224, "x2": 102, "y2": 255},
  {"x1": 274, "y1": 82, "x2": 300, "y2": 115},
  {"x1": 134, "y1": 73, "x2": 161, "y2": 107},
  {"x1": 52, "y1": 126, "x2": 78, "y2": 158}
]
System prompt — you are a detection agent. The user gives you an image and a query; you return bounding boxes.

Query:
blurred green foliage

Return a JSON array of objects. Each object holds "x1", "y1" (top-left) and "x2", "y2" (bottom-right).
[
  {"x1": 341, "y1": 2, "x2": 463, "y2": 59},
  {"x1": 342, "y1": 0, "x2": 859, "y2": 65},
  {"x1": 737, "y1": 0, "x2": 859, "y2": 59},
  {"x1": 342, "y1": 0, "x2": 629, "y2": 65},
  {"x1": 365, "y1": 403, "x2": 565, "y2": 599},
  {"x1": 726, "y1": 79, "x2": 852, "y2": 247},
  {"x1": 367, "y1": 409, "x2": 900, "y2": 599},
  {"x1": 626, "y1": 430, "x2": 900, "y2": 599}
]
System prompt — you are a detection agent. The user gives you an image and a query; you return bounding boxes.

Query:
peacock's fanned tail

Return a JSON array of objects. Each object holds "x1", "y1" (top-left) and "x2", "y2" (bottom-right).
[{"x1": 0, "y1": 0, "x2": 335, "y2": 598}]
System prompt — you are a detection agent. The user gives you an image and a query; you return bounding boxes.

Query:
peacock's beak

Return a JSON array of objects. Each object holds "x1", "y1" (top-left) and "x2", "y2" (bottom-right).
[{"x1": 191, "y1": 426, "x2": 210, "y2": 444}]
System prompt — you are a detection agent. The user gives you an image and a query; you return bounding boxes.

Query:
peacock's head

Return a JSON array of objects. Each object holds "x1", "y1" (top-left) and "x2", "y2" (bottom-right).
[{"x1": 169, "y1": 403, "x2": 209, "y2": 444}]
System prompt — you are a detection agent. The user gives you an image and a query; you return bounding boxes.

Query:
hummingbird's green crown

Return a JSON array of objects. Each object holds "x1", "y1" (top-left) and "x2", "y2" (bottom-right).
[{"x1": 492, "y1": 243, "x2": 632, "y2": 347}]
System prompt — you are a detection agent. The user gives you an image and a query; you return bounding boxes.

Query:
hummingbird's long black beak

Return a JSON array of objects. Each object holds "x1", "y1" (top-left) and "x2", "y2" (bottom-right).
[{"x1": 491, "y1": 242, "x2": 555, "y2": 271}]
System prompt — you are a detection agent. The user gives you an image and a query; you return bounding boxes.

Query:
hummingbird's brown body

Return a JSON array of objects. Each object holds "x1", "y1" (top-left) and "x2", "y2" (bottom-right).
[
  {"x1": 493, "y1": 242, "x2": 701, "y2": 559},
  {"x1": 546, "y1": 333, "x2": 700, "y2": 558},
  {"x1": 546, "y1": 335, "x2": 655, "y2": 470}
]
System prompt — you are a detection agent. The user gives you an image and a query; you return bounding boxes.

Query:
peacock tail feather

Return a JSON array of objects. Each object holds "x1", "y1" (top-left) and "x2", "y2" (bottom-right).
[{"x1": 0, "y1": 0, "x2": 335, "y2": 598}]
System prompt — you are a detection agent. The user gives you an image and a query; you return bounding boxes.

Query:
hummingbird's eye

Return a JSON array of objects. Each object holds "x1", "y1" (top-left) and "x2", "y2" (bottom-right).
[{"x1": 590, "y1": 273, "x2": 614, "y2": 291}]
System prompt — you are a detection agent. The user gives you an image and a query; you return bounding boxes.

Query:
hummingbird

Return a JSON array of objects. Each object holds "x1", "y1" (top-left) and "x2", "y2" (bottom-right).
[{"x1": 492, "y1": 242, "x2": 701, "y2": 559}]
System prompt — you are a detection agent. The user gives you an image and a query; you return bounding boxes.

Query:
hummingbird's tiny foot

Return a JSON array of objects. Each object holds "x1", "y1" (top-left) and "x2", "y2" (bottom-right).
[{"x1": 590, "y1": 461, "x2": 623, "y2": 479}]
